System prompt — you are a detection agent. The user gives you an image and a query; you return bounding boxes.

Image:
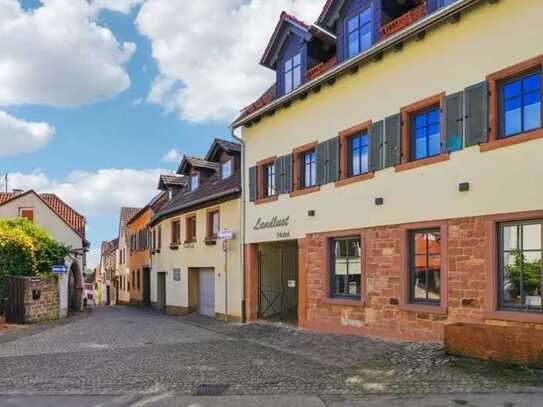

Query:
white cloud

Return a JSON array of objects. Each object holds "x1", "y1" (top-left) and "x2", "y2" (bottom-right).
[
  {"x1": 90, "y1": 0, "x2": 143, "y2": 14},
  {"x1": 8, "y1": 168, "x2": 167, "y2": 217},
  {"x1": 0, "y1": 0, "x2": 135, "y2": 108},
  {"x1": 0, "y1": 111, "x2": 55, "y2": 156},
  {"x1": 136, "y1": 0, "x2": 324, "y2": 123},
  {"x1": 161, "y1": 148, "x2": 182, "y2": 163}
]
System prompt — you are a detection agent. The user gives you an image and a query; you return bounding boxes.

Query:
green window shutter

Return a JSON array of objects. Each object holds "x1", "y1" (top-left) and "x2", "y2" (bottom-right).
[
  {"x1": 369, "y1": 120, "x2": 384, "y2": 171},
  {"x1": 282, "y1": 154, "x2": 293, "y2": 193},
  {"x1": 248, "y1": 166, "x2": 257, "y2": 202},
  {"x1": 444, "y1": 91, "x2": 464, "y2": 152},
  {"x1": 274, "y1": 156, "x2": 283, "y2": 194},
  {"x1": 327, "y1": 137, "x2": 340, "y2": 183},
  {"x1": 316, "y1": 141, "x2": 328, "y2": 185},
  {"x1": 384, "y1": 114, "x2": 401, "y2": 168},
  {"x1": 465, "y1": 81, "x2": 488, "y2": 146}
]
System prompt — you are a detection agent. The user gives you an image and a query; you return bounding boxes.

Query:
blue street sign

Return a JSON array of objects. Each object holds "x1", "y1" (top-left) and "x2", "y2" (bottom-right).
[{"x1": 52, "y1": 265, "x2": 68, "y2": 274}]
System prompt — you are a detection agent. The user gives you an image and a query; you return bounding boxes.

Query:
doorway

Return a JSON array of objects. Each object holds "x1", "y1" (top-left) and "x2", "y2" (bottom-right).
[
  {"x1": 142, "y1": 267, "x2": 151, "y2": 306},
  {"x1": 68, "y1": 262, "x2": 82, "y2": 313},
  {"x1": 197, "y1": 268, "x2": 215, "y2": 317},
  {"x1": 157, "y1": 272, "x2": 167, "y2": 313}
]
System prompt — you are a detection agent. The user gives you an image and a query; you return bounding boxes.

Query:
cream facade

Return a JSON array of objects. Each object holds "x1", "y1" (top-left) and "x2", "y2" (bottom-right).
[{"x1": 236, "y1": 0, "x2": 543, "y2": 342}]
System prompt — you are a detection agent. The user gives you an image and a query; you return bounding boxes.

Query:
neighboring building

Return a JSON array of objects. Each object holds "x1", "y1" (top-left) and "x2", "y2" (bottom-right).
[
  {"x1": 84, "y1": 269, "x2": 96, "y2": 307},
  {"x1": 233, "y1": 0, "x2": 543, "y2": 341},
  {"x1": 99, "y1": 239, "x2": 118, "y2": 305},
  {"x1": 149, "y1": 139, "x2": 243, "y2": 320},
  {"x1": 94, "y1": 265, "x2": 102, "y2": 305},
  {"x1": 116, "y1": 207, "x2": 140, "y2": 305},
  {"x1": 0, "y1": 190, "x2": 88, "y2": 316},
  {"x1": 127, "y1": 192, "x2": 168, "y2": 305}
]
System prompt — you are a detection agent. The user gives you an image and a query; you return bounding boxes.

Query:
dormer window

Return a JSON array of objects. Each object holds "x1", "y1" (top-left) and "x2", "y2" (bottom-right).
[
  {"x1": 190, "y1": 174, "x2": 199, "y2": 191},
  {"x1": 221, "y1": 159, "x2": 232, "y2": 179},
  {"x1": 284, "y1": 53, "x2": 302, "y2": 94},
  {"x1": 346, "y1": 6, "x2": 373, "y2": 59}
]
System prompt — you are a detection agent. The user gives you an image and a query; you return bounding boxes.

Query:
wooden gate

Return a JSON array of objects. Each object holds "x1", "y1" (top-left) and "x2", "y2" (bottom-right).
[{"x1": 5, "y1": 277, "x2": 25, "y2": 324}]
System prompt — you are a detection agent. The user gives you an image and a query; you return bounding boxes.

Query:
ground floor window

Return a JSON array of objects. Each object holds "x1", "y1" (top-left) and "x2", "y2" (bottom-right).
[
  {"x1": 409, "y1": 229, "x2": 441, "y2": 305},
  {"x1": 499, "y1": 220, "x2": 542, "y2": 313},
  {"x1": 331, "y1": 237, "x2": 361, "y2": 298}
]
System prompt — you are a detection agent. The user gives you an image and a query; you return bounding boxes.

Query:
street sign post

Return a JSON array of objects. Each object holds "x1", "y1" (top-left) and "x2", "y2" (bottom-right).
[
  {"x1": 217, "y1": 229, "x2": 234, "y2": 323},
  {"x1": 52, "y1": 265, "x2": 68, "y2": 274},
  {"x1": 217, "y1": 230, "x2": 234, "y2": 241}
]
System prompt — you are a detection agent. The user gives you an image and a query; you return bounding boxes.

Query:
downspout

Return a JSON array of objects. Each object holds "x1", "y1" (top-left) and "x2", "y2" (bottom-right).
[{"x1": 231, "y1": 126, "x2": 246, "y2": 323}]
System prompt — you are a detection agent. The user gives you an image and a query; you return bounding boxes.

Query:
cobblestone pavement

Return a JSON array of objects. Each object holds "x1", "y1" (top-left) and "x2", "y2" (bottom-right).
[{"x1": 0, "y1": 306, "x2": 542, "y2": 399}]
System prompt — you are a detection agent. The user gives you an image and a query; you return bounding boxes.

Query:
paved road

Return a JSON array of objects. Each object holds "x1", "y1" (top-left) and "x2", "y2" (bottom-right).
[{"x1": 0, "y1": 306, "x2": 541, "y2": 406}]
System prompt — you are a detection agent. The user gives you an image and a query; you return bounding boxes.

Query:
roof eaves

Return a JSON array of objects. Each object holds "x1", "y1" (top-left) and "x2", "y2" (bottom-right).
[{"x1": 232, "y1": 0, "x2": 480, "y2": 129}]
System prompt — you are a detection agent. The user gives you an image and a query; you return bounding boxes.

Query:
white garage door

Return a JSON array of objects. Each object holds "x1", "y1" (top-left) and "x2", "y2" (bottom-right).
[{"x1": 197, "y1": 269, "x2": 215, "y2": 317}]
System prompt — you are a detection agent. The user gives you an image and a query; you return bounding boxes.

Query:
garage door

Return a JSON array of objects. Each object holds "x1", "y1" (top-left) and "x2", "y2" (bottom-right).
[{"x1": 197, "y1": 269, "x2": 215, "y2": 317}]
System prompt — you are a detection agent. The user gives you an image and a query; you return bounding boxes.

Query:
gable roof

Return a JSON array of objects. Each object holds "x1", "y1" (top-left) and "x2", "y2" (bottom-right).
[
  {"x1": 158, "y1": 174, "x2": 187, "y2": 191},
  {"x1": 317, "y1": 0, "x2": 348, "y2": 30},
  {"x1": 177, "y1": 156, "x2": 219, "y2": 175},
  {"x1": 127, "y1": 192, "x2": 168, "y2": 226},
  {"x1": 118, "y1": 207, "x2": 140, "y2": 237},
  {"x1": 0, "y1": 191, "x2": 86, "y2": 239},
  {"x1": 204, "y1": 138, "x2": 242, "y2": 162}
]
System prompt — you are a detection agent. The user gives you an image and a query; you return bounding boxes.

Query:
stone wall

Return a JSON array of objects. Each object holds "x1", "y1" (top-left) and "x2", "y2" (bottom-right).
[{"x1": 23, "y1": 276, "x2": 59, "y2": 323}]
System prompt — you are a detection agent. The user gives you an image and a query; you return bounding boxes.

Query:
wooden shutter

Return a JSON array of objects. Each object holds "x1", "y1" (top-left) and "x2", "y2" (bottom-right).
[
  {"x1": 384, "y1": 114, "x2": 401, "y2": 168},
  {"x1": 368, "y1": 120, "x2": 384, "y2": 171},
  {"x1": 327, "y1": 137, "x2": 340, "y2": 183},
  {"x1": 316, "y1": 141, "x2": 327, "y2": 185},
  {"x1": 248, "y1": 166, "x2": 257, "y2": 202},
  {"x1": 274, "y1": 156, "x2": 284, "y2": 194},
  {"x1": 282, "y1": 154, "x2": 293, "y2": 193},
  {"x1": 465, "y1": 81, "x2": 488, "y2": 146},
  {"x1": 444, "y1": 91, "x2": 464, "y2": 152}
]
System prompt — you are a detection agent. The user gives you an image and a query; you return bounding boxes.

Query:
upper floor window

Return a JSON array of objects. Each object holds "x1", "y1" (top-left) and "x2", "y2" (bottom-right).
[
  {"x1": 499, "y1": 220, "x2": 542, "y2": 313},
  {"x1": 19, "y1": 208, "x2": 34, "y2": 223},
  {"x1": 349, "y1": 133, "x2": 369, "y2": 176},
  {"x1": 263, "y1": 163, "x2": 276, "y2": 197},
  {"x1": 284, "y1": 53, "x2": 302, "y2": 94},
  {"x1": 346, "y1": 6, "x2": 372, "y2": 59},
  {"x1": 301, "y1": 150, "x2": 316, "y2": 188},
  {"x1": 171, "y1": 220, "x2": 181, "y2": 245},
  {"x1": 411, "y1": 106, "x2": 441, "y2": 160},
  {"x1": 186, "y1": 215, "x2": 197, "y2": 242},
  {"x1": 221, "y1": 159, "x2": 232, "y2": 179},
  {"x1": 331, "y1": 237, "x2": 361, "y2": 298},
  {"x1": 500, "y1": 71, "x2": 541, "y2": 138},
  {"x1": 190, "y1": 174, "x2": 199, "y2": 191},
  {"x1": 409, "y1": 229, "x2": 441, "y2": 305}
]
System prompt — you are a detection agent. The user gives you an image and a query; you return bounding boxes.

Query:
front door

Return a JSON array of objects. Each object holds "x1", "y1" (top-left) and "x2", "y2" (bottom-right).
[
  {"x1": 143, "y1": 268, "x2": 151, "y2": 306},
  {"x1": 106, "y1": 285, "x2": 111, "y2": 305},
  {"x1": 157, "y1": 272, "x2": 166, "y2": 313},
  {"x1": 197, "y1": 269, "x2": 215, "y2": 317}
]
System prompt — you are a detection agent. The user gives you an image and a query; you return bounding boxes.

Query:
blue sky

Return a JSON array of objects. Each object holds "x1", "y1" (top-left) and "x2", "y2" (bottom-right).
[{"x1": 0, "y1": 0, "x2": 323, "y2": 266}]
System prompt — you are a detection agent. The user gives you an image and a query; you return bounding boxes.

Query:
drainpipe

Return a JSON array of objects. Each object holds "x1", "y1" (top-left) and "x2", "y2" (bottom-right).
[{"x1": 231, "y1": 126, "x2": 246, "y2": 323}]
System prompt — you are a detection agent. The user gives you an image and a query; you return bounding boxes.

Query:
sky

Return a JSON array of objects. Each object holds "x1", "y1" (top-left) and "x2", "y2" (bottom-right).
[{"x1": 0, "y1": 0, "x2": 324, "y2": 268}]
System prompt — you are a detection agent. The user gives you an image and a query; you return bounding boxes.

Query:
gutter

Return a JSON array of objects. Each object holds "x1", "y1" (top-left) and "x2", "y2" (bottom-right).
[{"x1": 232, "y1": 0, "x2": 482, "y2": 129}]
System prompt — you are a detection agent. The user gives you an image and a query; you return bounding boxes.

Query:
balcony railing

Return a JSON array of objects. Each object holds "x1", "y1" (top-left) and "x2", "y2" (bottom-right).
[
  {"x1": 305, "y1": 56, "x2": 337, "y2": 82},
  {"x1": 380, "y1": 2, "x2": 427, "y2": 39}
]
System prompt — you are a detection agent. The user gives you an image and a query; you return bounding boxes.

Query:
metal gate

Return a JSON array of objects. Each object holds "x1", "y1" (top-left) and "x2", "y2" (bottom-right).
[
  {"x1": 5, "y1": 277, "x2": 25, "y2": 323},
  {"x1": 258, "y1": 251, "x2": 298, "y2": 320},
  {"x1": 157, "y1": 272, "x2": 166, "y2": 313}
]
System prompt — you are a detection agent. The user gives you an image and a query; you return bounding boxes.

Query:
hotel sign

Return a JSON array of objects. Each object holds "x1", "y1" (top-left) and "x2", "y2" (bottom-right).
[{"x1": 253, "y1": 216, "x2": 290, "y2": 239}]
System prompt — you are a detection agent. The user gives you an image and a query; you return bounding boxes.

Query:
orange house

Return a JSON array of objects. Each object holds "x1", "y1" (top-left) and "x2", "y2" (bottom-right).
[{"x1": 127, "y1": 193, "x2": 168, "y2": 305}]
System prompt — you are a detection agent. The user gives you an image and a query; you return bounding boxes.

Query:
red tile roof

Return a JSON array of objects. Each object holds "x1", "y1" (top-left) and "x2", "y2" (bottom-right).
[{"x1": 0, "y1": 191, "x2": 86, "y2": 238}]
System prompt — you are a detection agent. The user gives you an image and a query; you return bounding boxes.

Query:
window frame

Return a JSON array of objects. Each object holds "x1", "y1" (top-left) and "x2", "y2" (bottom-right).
[
  {"x1": 330, "y1": 236, "x2": 363, "y2": 299},
  {"x1": 18, "y1": 207, "x2": 34, "y2": 223},
  {"x1": 263, "y1": 163, "x2": 276, "y2": 198},
  {"x1": 300, "y1": 149, "x2": 317, "y2": 189},
  {"x1": 255, "y1": 156, "x2": 278, "y2": 204},
  {"x1": 408, "y1": 228, "x2": 442, "y2": 306},
  {"x1": 410, "y1": 105, "x2": 442, "y2": 162},
  {"x1": 206, "y1": 208, "x2": 220, "y2": 240},
  {"x1": 345, "y1": 5, "x2": 373, "y2": 60},
  {"x1": 497, "y1": 219, "x2": 543, "y2": 314},
  {"x1": 185, "y1": 214, "x2": 197, "y2": 243},
  {"x1": 171, "y1": 219, "x2": 181, "y2": 245},
  {"x1": 221, "y1": 159, "x2": 233, "y2": 179},
  {"x1": 190, "y1": 174, "x2": 199, "y2": 191},
  {"x1": 284, "y1": 52, "x2": 302, "y2": 94},
  {"x1": 348, "y1": 132, "x2": 369, "y2": 177},
  {"x1": 291, "y1": 141, "x2": 320, "y2": 197}
]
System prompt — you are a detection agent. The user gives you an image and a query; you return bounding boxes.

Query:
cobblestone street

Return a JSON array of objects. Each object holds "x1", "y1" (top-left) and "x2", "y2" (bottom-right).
[{"x1": 0, "y1": 306, "x2": 542, "y2": 406}]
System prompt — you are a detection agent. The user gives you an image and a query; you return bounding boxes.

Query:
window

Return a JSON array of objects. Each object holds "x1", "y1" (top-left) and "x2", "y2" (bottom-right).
[
  {"x1": 500, "y1": 71, "x2": 541, "y2": 138},
  {"x1": 186, "y1": 215, "x2": 197, "y2": 242},
  {"x1": 221, "y1": 159, "x2": 232, "y2": 179},
  {"x1": 171, "y1": 220, "x2": 181, "y2": 244},
  {"x1": 409, "y1": 229, "x2": 441, "y2": 305},
  {"x1": 499, "y1": 221, "x2": 542, "y2": 313},
  {"x1": 301, "y1": 150, "x2": 316, "y2": 188},
  {"x1": 284, "y1": 53, "x2": 302, "y2": 94},
  {"x1": 131, "y1": 271, "x2": 135, "y2": 289},
  {"x1": 137, "y1": 269, "x2": 140, "y2": 290},
  {"x1": 207, "y1": 209, "x2": 220, "y2": 238},
  {"x1": 190, "y1": 174, "x2": 199, "y2": 191},
  {"x1": 346, "y1": 6, "x2": 372, "y2": 59},
  {"x1": 349, "y1": 133, "x2": 369, "y2": 176},
  {"x1": 331, "y1": 237, "x2": 361, "y2": 298},
  {"x1": 152, "y1": 229, "x2": 156, "y2": 251},
  {"x1": 411, "y1": 106, "x2": 441, "y2": 160},
  {"x1": 19, "y1": 208, "x2": 34, "y2": 223},
  {"x1": 263, "y1": 163, "x2": 276, "y2": 197},
  {"x1": 158, "y1": 226, "x2": 162, "y2": 249}
]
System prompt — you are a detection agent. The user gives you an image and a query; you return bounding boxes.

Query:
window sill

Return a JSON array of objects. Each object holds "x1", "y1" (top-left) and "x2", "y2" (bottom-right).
[
  {"x1": 480, "y1": 128, "x2": 543, "y2": 152},
  {"x1": 321, "y1": 297, "x2": 365, "y2": 307},
  {"x1": 183, "y1": 240, "x2": 196, "y2": 246},
  {"x1": 204, "y1": 237, "x2": 217, "y2": 246},
  {"x1": 335, "y1": 172, "x2": 375, "y2": 188},
  {"x1": 289, "y1": 186, "x2": 320, "y2": 198},
  {"x1": 399, "y1": 303, "x2": 447, "y2": 315},
  {"x1": 395, "y1": 153, "x2": 449, "y2": 173},
  {"x1": 169, "y1": 244, "x2": 180, "y2": 250},
  {"x1": 255, "y1": 195, "x2": 278, "y2": 205},
  {"x1": 484, "y1": 310, "x2": 543, "y2": 324}
]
